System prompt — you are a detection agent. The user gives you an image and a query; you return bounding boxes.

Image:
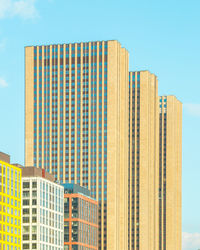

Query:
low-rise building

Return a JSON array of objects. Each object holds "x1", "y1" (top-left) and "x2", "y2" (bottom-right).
[
  {"x1": 21, "y1": 167, "x2": 64, "y2": 250},
  {"x1": 0, "y1": 152, "x2": 21, "y2": 250},
  {"x1": 63, "y1": 183, "x2": 98, "y2": 250}
]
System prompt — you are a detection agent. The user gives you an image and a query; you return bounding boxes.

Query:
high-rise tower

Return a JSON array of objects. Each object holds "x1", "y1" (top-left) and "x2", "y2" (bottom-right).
[
  {"x1": 159, "y1": 96, "x2": 182, "y2": 250},
  {"x1": 25, "y1": 40, "x2": 129, "y2": 249},
  {"x1": 128, "y1": 71, "x2": 159, "y2": 250}
]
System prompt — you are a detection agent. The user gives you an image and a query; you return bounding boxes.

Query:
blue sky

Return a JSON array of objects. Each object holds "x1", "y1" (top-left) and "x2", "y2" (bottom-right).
[{"x1": 0, "y1": 0, "x2": 199, "y2": 248}]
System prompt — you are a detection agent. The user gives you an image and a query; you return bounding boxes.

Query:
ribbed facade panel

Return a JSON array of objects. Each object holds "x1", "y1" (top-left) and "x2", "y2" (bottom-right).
[
  {"x1": 25, "y1": 40, "x2": 129, "y2": 250},
  {"x1": 159, "y1": 96, "x2": 182, "y2": 250},
  {"x1": 128, "y1": 71, "x2": 159, "y2": 250}
]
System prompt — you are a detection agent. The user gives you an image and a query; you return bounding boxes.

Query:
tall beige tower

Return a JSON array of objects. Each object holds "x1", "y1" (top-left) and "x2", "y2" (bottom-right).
[
  {"x1": 25, "y1": 40, "x2": 129, "y2": 250},
  {"x1": 159, "y1": 96, "x2": 182, "y2": 250},
  {"x1": 128, "y1": 71, "x2": 159, "y2": 250}
]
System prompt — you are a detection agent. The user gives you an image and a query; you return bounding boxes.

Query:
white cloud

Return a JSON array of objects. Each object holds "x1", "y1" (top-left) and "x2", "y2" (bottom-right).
[
  {"x1": 0, "y1": 77, "x2": 8, "y2": 88},
  {"x1": 0, "y1": 0, "x2": 38, "y2": 19},
  {"x1": 13, "y1": 0, "x2": 38, "y2": 19},
  {"x1": 184, "y1": 103, "x2": 200, "y2": 117},
  {"x1": 183, "y1": 232, "x2": 200, "y2": 250},
  {"x1": 0, "y1": 0, "x2": 11, "y2": 18}
]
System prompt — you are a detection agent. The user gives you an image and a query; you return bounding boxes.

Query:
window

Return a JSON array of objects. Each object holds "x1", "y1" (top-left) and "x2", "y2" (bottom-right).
[
  {"x1": 64, "y1": 223, "x2": 69, "y2": 242},
  {"x1": 32, "y1": 244, "x2": 36, "y2": 249},
  {"x1": 23, "y1": 209, "x2": 29, "y2": 215},
  {"x1": 32, "y1": 226, "x2": 37, "y2": 233},
  {"x1": 64, "y1": 198, "x2": 69, "y2": 219},
  {"x1": 23, "y1": 235, "x2": 29, "y2": 241},
  {"x1": 32, "y1": 199, "x2": 37, "y2": 205},
  {"x1": 23, "y1": 244, "x2": 29, "y2": 249},
  {"x1": 23, "y1": 200, "x2": 29, "y2": 206},
  {"x1": 32, "y1": 208, "x2": 37, "y2": 214},
  {"x1": 32, "y1": 217, "x2": 37, "y2": 223},
  {"x1": 23, "y1": 182, "x2": 30, "y2": 189},
  {"x1": 32, "y1": 191, "x2": 37, "y2": 197},
  {"x1": 72, "y1": 198, "x2": 78, "y2": 218},
  {"x1": 23, "y1": 191, "x2": 29, "y2": 198},
  {"x1": 22, "y1": 226, "x2": 29, "y2": 234},
  {"x1": 32, "y1": 234, "x2": 37, "y2": 240},
  {"x1": 32, "y1": 182, "x2": 37, "y2": 188},
  {"x1": 23, "y1": 217, "x2": 29, "y2": 223},
  {"x1": 72, "y1": 221, "x2": 78, "y2": 242}
]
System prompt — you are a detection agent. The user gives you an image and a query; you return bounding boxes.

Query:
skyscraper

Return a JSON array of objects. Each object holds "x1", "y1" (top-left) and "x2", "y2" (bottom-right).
[
  {"x1": 128, "y1": 71, "x2": 159, "y2": 250},
  {"x1": 159, "y1": 96, "x2": 182, "y2": 250},
  {"x1": 25, "y1": 40, "x2": 129, "y2": 249}
]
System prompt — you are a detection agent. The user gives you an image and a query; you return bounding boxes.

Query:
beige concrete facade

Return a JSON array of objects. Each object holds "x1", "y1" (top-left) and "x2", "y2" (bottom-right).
[
  {"x1": 25, "y1": 46, "x2": 34, "y2": 167},
  {"x1": 107, "y1": 42, "x2": 129, "y2": 250},
  {"x1": 25, "y1": 40, "x2": 129, "y2": 250},
  {"x1": 25, "y1": 41, "x2": 182, "y2": 250},
  {"x1": 129, "y1": 71, "x2": 159, "y2": 250},
  {"x1": 159, "y1": 96, "x2": 182, "y2": 250}
]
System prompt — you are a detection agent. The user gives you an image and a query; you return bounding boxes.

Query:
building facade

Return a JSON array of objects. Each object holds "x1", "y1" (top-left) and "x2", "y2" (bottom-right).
[
  {"x1": 25, "y1": 40, "x2": 129, "y2": 249},
  {"x1": 128, "y1": 71, "x2": 159, "y2": 250},
  {"x1": 0, "y1": 152, "x2": 21, "y2": 250},
  {"x1": 63, "y1": 183, "x2": 98, "y2": 250},
  {"x1": 21, "y1": 167, "x2": 64, "y2": 250},
  {"x1": 159, "y1": 96, "x2": 182, "y2": 250}
]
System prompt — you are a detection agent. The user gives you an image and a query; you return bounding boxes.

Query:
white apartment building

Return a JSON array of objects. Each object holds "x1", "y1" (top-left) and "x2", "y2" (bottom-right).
[{"x1": 21, "y1": 167, "x2": 64, "y2": 250}]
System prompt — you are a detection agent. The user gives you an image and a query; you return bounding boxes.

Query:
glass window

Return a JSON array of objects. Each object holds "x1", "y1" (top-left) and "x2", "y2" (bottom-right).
[
  {"x1": 22, "y1": 244, "x2": 29, "y2": 250},
  {"x1": 23, "y1": 182, "x2": 30, "y2": 189},
  {"x1": 32, "y1": 217, "x2": 37, "y2": 223},
  {"x1": 23, "y1": 191, "x2": 30, "y2": 198},
  {"x1": 23, "y1": 200, "x2": 29, "y2": 206},
  {"x1": 72, "y1": 221, "x2": 78, "y2": 242},
  {"x1": 32, "y1": 244, "x2": 36, "y2": 249},
  {"x1": 32, "y1": 199, "x2": 37, "y2": 205},
  {"x1": 32, "y1": 182, "x2": 37, "y2": 188},
  {"x1": 32, "y1": 191, "x2": 37, "y2": 197},
  {"x1": 32, "y1": 226, "x2": 37, "y2": 233},
  {"x1": 23, "y1": 217, "x2": 29, "y2": 223},
  {"x1": 72, "y1": 198, "x2": 78, "y2": 218},
  {"x1": 32, "y1": 208, "x2": 37, "y2": 214},
  {"x1": 23, "y1": 235, "x2": 29, "y2": 241},
  {"x1": 32, "y1": 234, "x2": 37, "y2": 240},
  {"x1": 64, "y1": 198, "x2": 69, "y2": 219},
  {"x1": 23, "y1": 209, "x2": 29, "y2": 215},
  {"x1": 64, "y1": 222, "x2": 69, "y2": 242},
  {"x1": 22, "y1": 226, "x2": 29, "y2": 234}
]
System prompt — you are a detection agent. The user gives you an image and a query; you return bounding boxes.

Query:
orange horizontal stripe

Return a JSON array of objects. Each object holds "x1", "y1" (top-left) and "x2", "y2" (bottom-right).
[
  {"x1": 64, "y1": 193, "x2": 98, "y2": 205},
  {"x1": 64, "y1": 242, "x2": 98, "y2": 250},
  {"x1": 64, "y1": 218, "x2": 98, "y2": 228}
]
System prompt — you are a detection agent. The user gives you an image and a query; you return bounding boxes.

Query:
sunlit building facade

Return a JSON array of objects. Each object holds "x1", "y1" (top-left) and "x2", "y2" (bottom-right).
[
  {"x1": 159, "y1": 96, "x2": 182, "y2": 250},
  {"x1": 0, "y1": 152, "x2": 21, "y2": 250},
  {"x1": 21, "y1": 167, "x2": 64, "y2": 250},
  {"x1": 25, "y1": 40, "x2": 129, "y2": 249},
  {"x1": 128, "y1": 71, "x2": 159, "y2": 250},
  {"x1": 63, "y1": 183, "x2": 98, "y2": 250}
]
